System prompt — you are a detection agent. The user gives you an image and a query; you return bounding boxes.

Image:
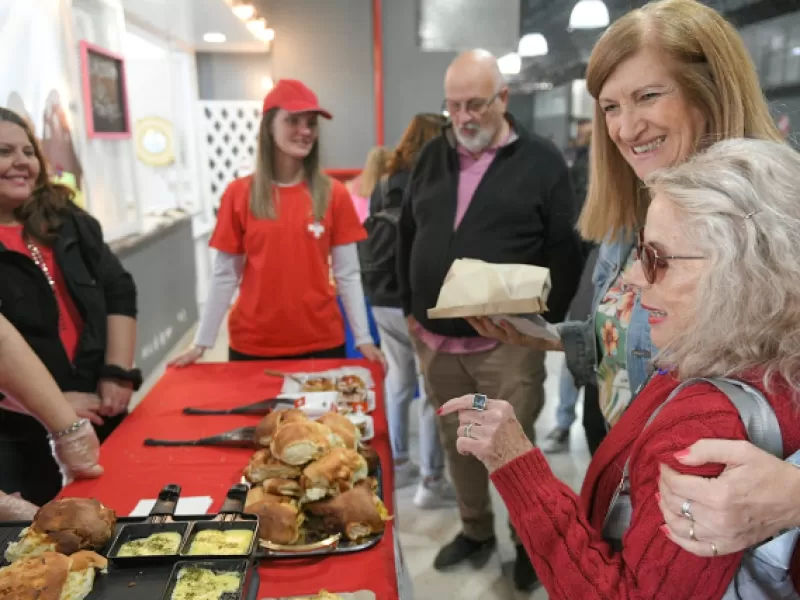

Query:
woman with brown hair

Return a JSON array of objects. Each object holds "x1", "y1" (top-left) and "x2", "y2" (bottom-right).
[
  {"x1": 0, "y1": 107, "x2": 138, "y2": 505},
  {"x1": 171, "y1": 79, "x2": 384, "y2": 366},
  {"x1": 362, "y1": 112, "x2": 455, "y2": 506},
  {"x1": 464, "y1": 0, "x2": 796, "y2": 590},
  {"x1": 472, "y1": 0, "x2": 781, "y2": 434}
]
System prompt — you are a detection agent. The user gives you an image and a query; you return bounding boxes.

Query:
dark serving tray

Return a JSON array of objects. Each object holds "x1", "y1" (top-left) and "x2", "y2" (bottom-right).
[
  {"x1": 0, "y1": 484, "x2": 260, "y2": 600},
  {"x1": 254, "y1": 460, "x2": 386, "y2": 559},
  {"x1": 0, "y1": 520, "x2": 260, "y2": 599}
]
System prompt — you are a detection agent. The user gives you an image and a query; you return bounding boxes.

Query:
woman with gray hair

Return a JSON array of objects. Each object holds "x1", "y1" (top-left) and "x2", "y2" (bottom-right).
[{"x1": 440, "y1": 138, "x2": 800, "y2": 597}]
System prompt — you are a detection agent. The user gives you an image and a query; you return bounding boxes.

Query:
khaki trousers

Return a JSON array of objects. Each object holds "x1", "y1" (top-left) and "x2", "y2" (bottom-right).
[{"x1": 411, "y1": 335, "x2": 546, "y2": 542}]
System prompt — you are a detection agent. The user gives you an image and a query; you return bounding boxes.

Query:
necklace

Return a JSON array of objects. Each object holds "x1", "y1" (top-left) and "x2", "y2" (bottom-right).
[{"x1": 26, "y1": 241, "x2": 64, "y2": 331}]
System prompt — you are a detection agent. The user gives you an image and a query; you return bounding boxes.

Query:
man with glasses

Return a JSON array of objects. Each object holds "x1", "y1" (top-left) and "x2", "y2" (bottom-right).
[{"x1": 398, "y1": 49, "x2": 584, "y2": 590}]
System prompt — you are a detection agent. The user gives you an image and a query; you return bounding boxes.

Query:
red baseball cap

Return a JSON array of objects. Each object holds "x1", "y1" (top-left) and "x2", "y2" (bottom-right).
[{"x1": 262, "y1": 79, "x2": 333, "y2": 119}]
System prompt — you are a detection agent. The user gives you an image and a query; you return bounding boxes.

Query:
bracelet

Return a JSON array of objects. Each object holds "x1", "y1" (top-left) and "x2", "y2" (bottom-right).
[{"x1": 48, "y1": 418, "x2": 89, "y2": 441}]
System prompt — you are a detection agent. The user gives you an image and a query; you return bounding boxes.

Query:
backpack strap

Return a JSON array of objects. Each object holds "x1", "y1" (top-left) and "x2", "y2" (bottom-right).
[
  {"x1": 603, "y1": 377, "x2": 783, "y2": 542},
  {"x1": 379, "y1": 175, "x2": 391, "y2": 211}
]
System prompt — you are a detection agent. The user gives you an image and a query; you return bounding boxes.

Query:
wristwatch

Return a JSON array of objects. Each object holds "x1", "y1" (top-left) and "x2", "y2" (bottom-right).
[{"x1": 98, "y1": 365, "x2": 143, "y2": 391}]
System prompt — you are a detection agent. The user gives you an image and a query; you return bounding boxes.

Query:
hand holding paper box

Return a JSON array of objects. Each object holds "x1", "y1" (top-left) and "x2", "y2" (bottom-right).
[{"x1": 427, "y1": 259, "x2": 551, "y2": 319}]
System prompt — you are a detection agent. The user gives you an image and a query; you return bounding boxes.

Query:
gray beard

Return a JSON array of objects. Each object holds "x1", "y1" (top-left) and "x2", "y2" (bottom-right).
[{"x1": 455, "y1": 126, "x2": 495, "y2": 153}]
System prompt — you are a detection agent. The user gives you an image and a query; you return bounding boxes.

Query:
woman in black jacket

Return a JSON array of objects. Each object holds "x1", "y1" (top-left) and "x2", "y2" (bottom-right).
[
  {"x1": 0, "y1": 107, "x2": 138, "y2": 504},
  {"x1": 362, "y1": 113, "x2": 456, "y2": 508}
]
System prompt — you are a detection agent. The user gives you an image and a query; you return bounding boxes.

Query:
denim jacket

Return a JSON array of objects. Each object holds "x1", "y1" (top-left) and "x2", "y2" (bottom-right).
[{"x1": 558, "y1": 234, "x2": 654, "y2": 395}]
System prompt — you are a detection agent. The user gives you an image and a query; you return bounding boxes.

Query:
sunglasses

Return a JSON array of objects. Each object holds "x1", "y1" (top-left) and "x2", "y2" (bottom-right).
[{"x1": 636, "y1": 229, "x2": 706, "y2": 284}]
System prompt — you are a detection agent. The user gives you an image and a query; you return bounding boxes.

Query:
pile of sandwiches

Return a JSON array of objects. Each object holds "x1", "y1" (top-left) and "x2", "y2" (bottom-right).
[
  {"x1": 0, "y1": 498, "x2": 116, "y2": 600},
  {"x1": 243, "y1": 409, "x2": 390, "y2": 546}
]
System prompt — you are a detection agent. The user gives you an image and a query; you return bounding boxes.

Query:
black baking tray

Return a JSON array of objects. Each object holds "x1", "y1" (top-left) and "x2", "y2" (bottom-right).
[
  {"x1": 0, "y1": 484, "x2": 261, "y2": 599},
  {"x1": 161, "y1": 559, "x2": 257, "y2": 600},
  {"x1": 0, "y1": 521, "x2": 261, "y2": 600},
  {"x1": 254, "y1": 459, "x2": 387, "y2": 559}
]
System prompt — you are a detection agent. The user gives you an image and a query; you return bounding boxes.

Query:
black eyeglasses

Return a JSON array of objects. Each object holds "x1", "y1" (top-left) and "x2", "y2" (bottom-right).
[
  {"x1": 441, "y1": 91, "x2": 501, "y2": 118},
  {"x1": 636, "y1": 229, "x2": 706, "y2": 284}
]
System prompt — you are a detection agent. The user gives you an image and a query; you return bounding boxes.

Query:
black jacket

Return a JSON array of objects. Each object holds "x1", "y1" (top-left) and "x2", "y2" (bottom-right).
[
  {"x1": 569, "y1": 144, "x2": 597, "y2": 261},
  {"x1": 398, "y1": 117, "x2": 584, "y2": 338},
  {"x1": 0, "y1": 207, "x2": 137, "y2": 394},
  {"x1": 362, "y1": 169, "x2": 409, "y2": 308}
]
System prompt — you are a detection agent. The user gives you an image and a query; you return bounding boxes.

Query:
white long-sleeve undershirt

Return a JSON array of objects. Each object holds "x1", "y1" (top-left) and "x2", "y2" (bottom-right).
[{"x1": 193, "y1": 244, "x2": 373, "y2": 350}]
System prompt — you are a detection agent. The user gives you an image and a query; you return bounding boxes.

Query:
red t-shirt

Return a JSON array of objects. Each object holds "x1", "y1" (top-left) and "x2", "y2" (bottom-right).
[
  {"x1": 0, "y1": 225, "x2": 84, "y2": 361},
  {"x1": 209, "y1": 177, "x2": 366, "y2": 357}
]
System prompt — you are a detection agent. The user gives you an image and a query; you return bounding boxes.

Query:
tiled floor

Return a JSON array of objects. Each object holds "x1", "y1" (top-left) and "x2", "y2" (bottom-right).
[{"x1": 140, "y1": 317, "x2": 591, "y2": 600}]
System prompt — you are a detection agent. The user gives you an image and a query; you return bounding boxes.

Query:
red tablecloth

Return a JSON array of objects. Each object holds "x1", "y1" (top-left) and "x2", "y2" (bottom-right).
[{"x1": 62, "y1": 359, "x2": 399, "y2": 599}]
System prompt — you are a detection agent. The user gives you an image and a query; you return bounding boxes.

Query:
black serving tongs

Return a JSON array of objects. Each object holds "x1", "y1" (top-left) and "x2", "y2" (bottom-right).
[
  {"x1": 143, "y1": 426, "x2": 257, "y2": 448},
  {"x1": 182, "y1": 397, "x2": 296, "y2": 416}
]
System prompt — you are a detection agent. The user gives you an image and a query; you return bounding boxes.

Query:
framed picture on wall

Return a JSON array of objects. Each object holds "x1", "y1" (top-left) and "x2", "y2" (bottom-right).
[{"x1": 79, "y1": 41, "x2": 131, "y2": 139}]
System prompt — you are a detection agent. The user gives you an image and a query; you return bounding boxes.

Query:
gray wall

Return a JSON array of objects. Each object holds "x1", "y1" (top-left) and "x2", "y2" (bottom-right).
[
  {"x1": 196, "y1": 53, "x2": 274, "y2": 101},
  {"x1": 383, "y1": 0, "x2": 455, "y2": 145},
  {"x1": 507, "y1": 93, "x2": 534, "y2": 134},
  {"x1": 268, "y1": 0, "x2": 374, "y2": 169},
  {"x1": 115, "y1": 219, "x2": 198, "y2": 379}
]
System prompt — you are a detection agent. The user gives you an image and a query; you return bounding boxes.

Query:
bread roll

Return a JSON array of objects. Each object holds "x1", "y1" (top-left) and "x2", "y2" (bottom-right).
[
  {"x1": 316, "y1": 413, "x2": 359, "y2": 450},
  {"x1": 255, "y1": 408, "x2": 308, "y2": 447},
  {"x1": 270, "y1": 422, "x2": 332, "y2": 466}
]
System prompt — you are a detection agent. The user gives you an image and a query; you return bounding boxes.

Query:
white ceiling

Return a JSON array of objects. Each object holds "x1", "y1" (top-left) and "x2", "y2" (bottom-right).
[{"x1": 120, "y1": 0, "x2": 269, "y2": 53}]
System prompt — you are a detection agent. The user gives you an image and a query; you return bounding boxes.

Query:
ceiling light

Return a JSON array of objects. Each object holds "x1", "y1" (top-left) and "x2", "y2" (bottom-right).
[
  {"x1": 232, "y1": 2, "x2": 255, "y2": 20},
  {"x1": 262, "y1": 76, "x2": 274, "y2": 91},
  {"x1": 203, "y1": 32, "x2": 227, "y2": 43},
  {"x1": 518, "y1": 33, "x2": 548, "y2": 57},
  {"x1": 569, "y1": 0, "x2": 610, "y2": 30},
  {"x1": 255, "y1": 28, "x2": 275, "y2": 43},
  {"x1": 246, "y1": 17, "x2": 268, "y2": 36},
  {"x1": 498, "y1": 53, "x2": 521, "y2": 75},
  {"x1": 792, "y1": 46, "x2": 800, "y2": 56}
]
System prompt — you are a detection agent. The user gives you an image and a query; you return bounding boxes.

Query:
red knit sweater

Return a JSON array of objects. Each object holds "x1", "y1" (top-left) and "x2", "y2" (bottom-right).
[{"x1": 492, "y1": 373, "x2": 800, "y2": 599}]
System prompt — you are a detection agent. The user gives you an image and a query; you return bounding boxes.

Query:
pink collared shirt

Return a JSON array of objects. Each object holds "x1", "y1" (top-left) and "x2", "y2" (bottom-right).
[{"x1": 412, "y1": 130, "x2": 517, "y2": 354}]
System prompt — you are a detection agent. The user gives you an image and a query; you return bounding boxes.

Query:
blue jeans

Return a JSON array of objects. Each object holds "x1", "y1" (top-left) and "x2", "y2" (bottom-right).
[
  {"x1": 556, "y1": 363, "x2": 580, "y2": 431},
  {"x1": 372, "y1": 306, "x2": 444, "y2": 478}
]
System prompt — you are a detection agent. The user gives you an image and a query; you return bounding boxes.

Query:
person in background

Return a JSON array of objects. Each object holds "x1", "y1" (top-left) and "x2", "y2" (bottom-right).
[
  {"x1": 347, "y1": 146, "x2": 391, "y2": 224},
  {"x1": 398, "y1": 49, "x2": 583, "y2": 589},
  {"x1": 0, "y1": 108, "x2": 136, "y2": 504},
  {"x1": 0, "y1": 313, "x2": 103, "y2": 518},
  {"x1": 442, "y1": 137, "x2": 800, "y2": 599},
  {"x1": 540, "y1": 117, "x2": 604, "y2": 455},
  {"x1": 361, "y1": 112, "x2": 455, "y2": 507},
  {"x1": 171, "y1": 80, "x2": 384, "y2": 367}
]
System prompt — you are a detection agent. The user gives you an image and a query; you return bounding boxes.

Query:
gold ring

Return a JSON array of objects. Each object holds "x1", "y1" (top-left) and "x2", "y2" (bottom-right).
[
  {"x1": 689, "y1": 523, "x2": 697, "y2": 542},
  {"x1": 710, "y1": 542, "x2": 718, "y2": 557}
]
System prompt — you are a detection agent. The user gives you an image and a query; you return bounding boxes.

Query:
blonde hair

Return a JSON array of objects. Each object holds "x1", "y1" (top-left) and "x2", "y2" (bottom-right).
[
  {"x1": 250, "y1": 108, "x2": 331, "y2": 220},
  {"x1": 647, "y1": 138, "x2": 800, "y2": 396},
  {"x1": 358, "y1": 146, "x2": 391, "y2": 197},
  {"x1": 579, "y1": 0, "x2": 782, "y2": 243}
]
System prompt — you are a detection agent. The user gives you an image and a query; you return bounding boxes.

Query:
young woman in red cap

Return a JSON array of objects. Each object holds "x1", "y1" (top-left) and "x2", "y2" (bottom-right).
[{"x1": 171, "y1": 80, "x2": 385, "y2": 365}]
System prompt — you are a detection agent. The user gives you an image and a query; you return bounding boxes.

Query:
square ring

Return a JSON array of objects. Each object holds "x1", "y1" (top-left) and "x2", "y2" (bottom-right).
[{"x1": 472, "y1": 393, "x2": 488, "y2": 411}]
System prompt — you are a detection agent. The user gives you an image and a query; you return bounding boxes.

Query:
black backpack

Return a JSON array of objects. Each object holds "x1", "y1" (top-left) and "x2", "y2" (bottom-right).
[{"x1": 358, "y1": 176, "x2": 401, "y2": 300}]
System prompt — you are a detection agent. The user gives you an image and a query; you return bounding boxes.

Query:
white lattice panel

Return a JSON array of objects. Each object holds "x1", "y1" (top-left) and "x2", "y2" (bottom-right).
[{"x1": 197, "y1": 101, "x2": 261, "y2": 211}]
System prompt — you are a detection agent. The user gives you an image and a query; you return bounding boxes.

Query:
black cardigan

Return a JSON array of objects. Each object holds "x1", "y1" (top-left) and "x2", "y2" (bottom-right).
[
  {"x1": 0, "y1": 207, "x2": 137, "y2": 394},
  {"x1": 398, "y1": 117, "x2": 584, "y2": 338}
]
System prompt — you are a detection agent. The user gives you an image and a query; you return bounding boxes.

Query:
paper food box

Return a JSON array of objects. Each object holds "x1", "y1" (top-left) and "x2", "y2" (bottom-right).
[{"x1": 427, "y1": 258, "x2": 551, "y2": 319}]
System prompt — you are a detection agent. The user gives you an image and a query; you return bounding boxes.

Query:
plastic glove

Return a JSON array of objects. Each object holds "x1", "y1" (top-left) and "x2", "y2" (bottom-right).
[
  {"x1": 0, "y1": 492, "x2": 38, "y2": 520},
  {"x1": 50, "y1": 419, "x2": 104, "y2": 485}
]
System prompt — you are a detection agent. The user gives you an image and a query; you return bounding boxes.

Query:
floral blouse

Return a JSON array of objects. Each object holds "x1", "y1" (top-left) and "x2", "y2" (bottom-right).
[{"x1": 595, "y1": 248, "x2": 637, "y2": 426}]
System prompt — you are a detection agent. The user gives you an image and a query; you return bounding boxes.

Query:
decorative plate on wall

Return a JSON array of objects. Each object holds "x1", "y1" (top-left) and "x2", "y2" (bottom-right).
[{"x1": 135, "y1": 116, "x2": 175, "y2": 167}]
